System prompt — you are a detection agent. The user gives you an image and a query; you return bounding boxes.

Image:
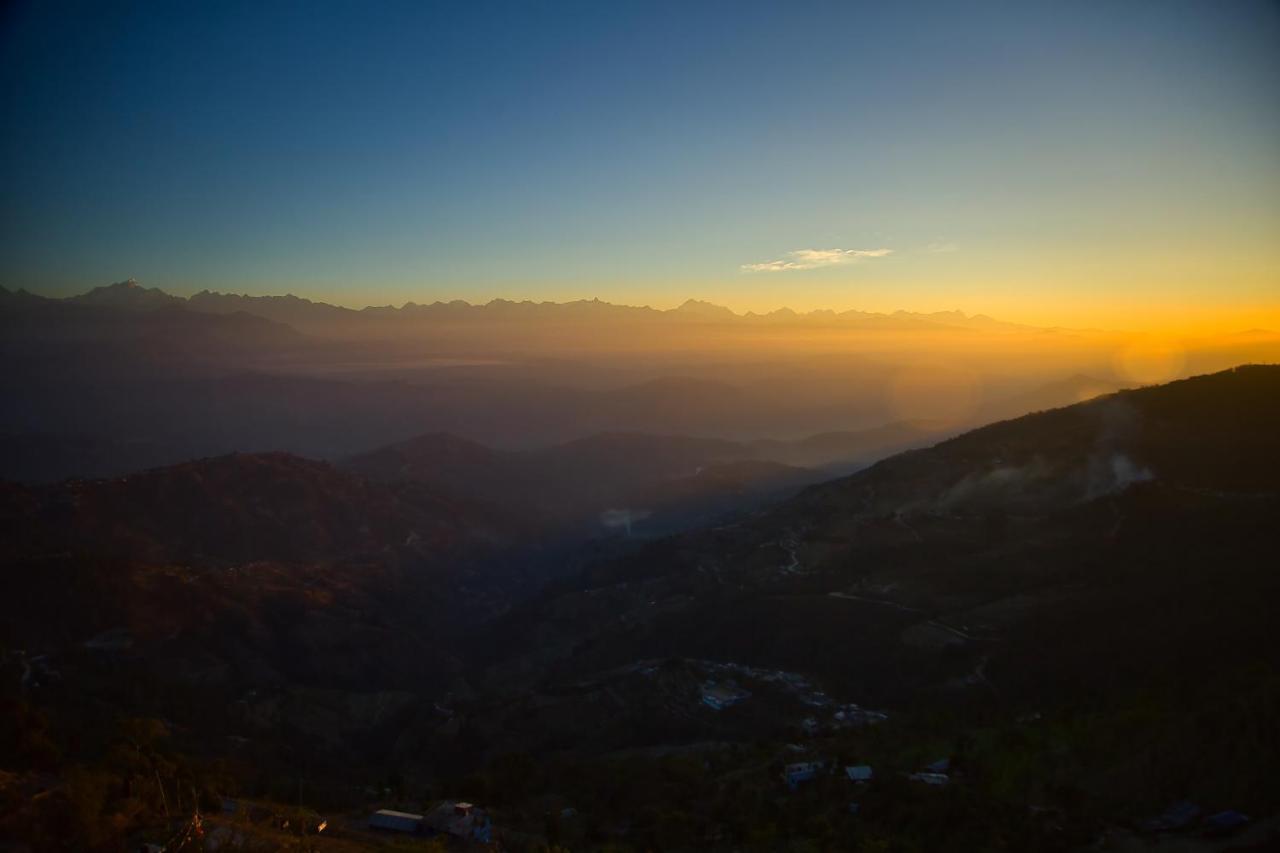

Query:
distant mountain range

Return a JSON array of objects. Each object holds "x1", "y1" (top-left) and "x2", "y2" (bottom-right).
[
  {"x1": 1, "y1": 282, "x2": 1134, "y2": 482},
  {"x1": 7, "y1": 278, "x2": 1276, "y2": 492},
  {"x1": 8, "y1": 279, "x2": 1038, "y2": 336}
]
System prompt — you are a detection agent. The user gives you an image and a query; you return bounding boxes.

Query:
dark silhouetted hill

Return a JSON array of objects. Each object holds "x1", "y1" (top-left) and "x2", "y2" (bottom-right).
[{"x1": 483, "y1": 366, "x2": 1280, "y2": 719}]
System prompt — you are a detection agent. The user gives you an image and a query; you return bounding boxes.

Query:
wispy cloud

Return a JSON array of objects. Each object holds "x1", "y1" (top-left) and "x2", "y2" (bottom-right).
[
  {"x1": 926, "y1": 242, "x2": 959, "y2": 254},
  {"x1": 741, "y1": 247, "x2": 892, "y2": 272}
]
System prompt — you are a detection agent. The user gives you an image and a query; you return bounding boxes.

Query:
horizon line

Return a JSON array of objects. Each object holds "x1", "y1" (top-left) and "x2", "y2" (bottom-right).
[
  {"x1": 8, "y1": 279, "x2": 1275, "y2": 338},
  {"x1": 4, "y1": 278, "x2": 1085, "y2": 331}
]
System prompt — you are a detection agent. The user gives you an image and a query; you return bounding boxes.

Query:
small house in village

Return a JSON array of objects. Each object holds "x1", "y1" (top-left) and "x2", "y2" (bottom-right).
[
  {"x1": 368, "y1": 809, "x2": 424, "y2": 834},
  {"x1": 845, "y1": 765, "x2": 873, "y2": 783},
  {"x1": 908, "y1": 771, "x2": 950, "y2": 785},
  {"x1": 1203, "y1": 810, "x2": 1249, "y2": 836},
  {"x1": 906, "y1": 757, "x2": 952, "y2": 786},
  {"x1": 783, "y1": 761, "x2": 825, "y2": 791},
  {"x1": 423, "y1": 800, "x2": 493, "y2": 843},
  {"x1": 369, "y1": 800, "x2": 493, "y2": 840},
  {"x1": 1139, "y1": 800, "x2": 1200, "y2": 833}
]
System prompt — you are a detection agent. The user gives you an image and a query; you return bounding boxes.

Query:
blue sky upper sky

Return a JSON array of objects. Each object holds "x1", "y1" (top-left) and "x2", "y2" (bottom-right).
[{"x1": 2, "y1": 0, "x2": 1277, "y2": 328}]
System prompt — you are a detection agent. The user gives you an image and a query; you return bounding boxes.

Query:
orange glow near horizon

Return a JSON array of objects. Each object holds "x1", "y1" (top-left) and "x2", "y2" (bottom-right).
[{"x1": 288, "y1": 277, "x2": 1280, "y2": 337}]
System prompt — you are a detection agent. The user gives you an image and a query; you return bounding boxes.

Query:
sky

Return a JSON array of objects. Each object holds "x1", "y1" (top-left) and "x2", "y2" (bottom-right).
[{"x1": 1, "y1": 0, "x2": 1277, "y2": 331}]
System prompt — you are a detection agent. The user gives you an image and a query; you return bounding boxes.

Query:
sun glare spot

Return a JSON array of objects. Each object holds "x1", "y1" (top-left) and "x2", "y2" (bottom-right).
[{"x1": 1114, "y1": 337, "x2": 1186, "y2": 385}]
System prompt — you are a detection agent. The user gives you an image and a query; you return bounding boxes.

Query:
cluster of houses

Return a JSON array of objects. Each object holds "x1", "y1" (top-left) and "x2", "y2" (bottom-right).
[
  {"x1": 1137, "y1": 801, "x2": 1251, "y2": 837},
  {"x1": 368, "y1": 800, "x2": 493, "y2": 843},
  {"x1": 690, "y1": 659, "x2": 823, "y2": 705},
  {"x1": 782, "y1": 757, "x2": 952, "y2": 793},
  {"x1": 363, "y1": 758, "x2": 1253, "y2": 847},
  {"x1": 778, "y1": 758, "x2": 1256, "y2": 842},
  {"x1": 701, "y1": 680, "x2": 751, "y2": 710},
  {"x1": 908, "y1": 757, "x2": 951, "y2": 785},
  {"x1": 832, "y1": 704, "x2": 889, "y2": 728},
  {"x1": 627, "y1": 657, "x2": 892, "y2": 737},
  {"x1": 799, "y1": 703, "x2": 889, "y2": 737}
]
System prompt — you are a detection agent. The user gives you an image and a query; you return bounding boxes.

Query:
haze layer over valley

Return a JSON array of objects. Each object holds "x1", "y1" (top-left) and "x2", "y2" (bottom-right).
[{"x1": 5, "y1": 280, "x2": 1274, "y2": 485}]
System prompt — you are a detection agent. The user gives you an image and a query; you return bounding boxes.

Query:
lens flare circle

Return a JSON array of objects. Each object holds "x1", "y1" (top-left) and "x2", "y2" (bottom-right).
[{"x1": 1114, "y1": 337, "x2": 1186, "y2": 385}]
